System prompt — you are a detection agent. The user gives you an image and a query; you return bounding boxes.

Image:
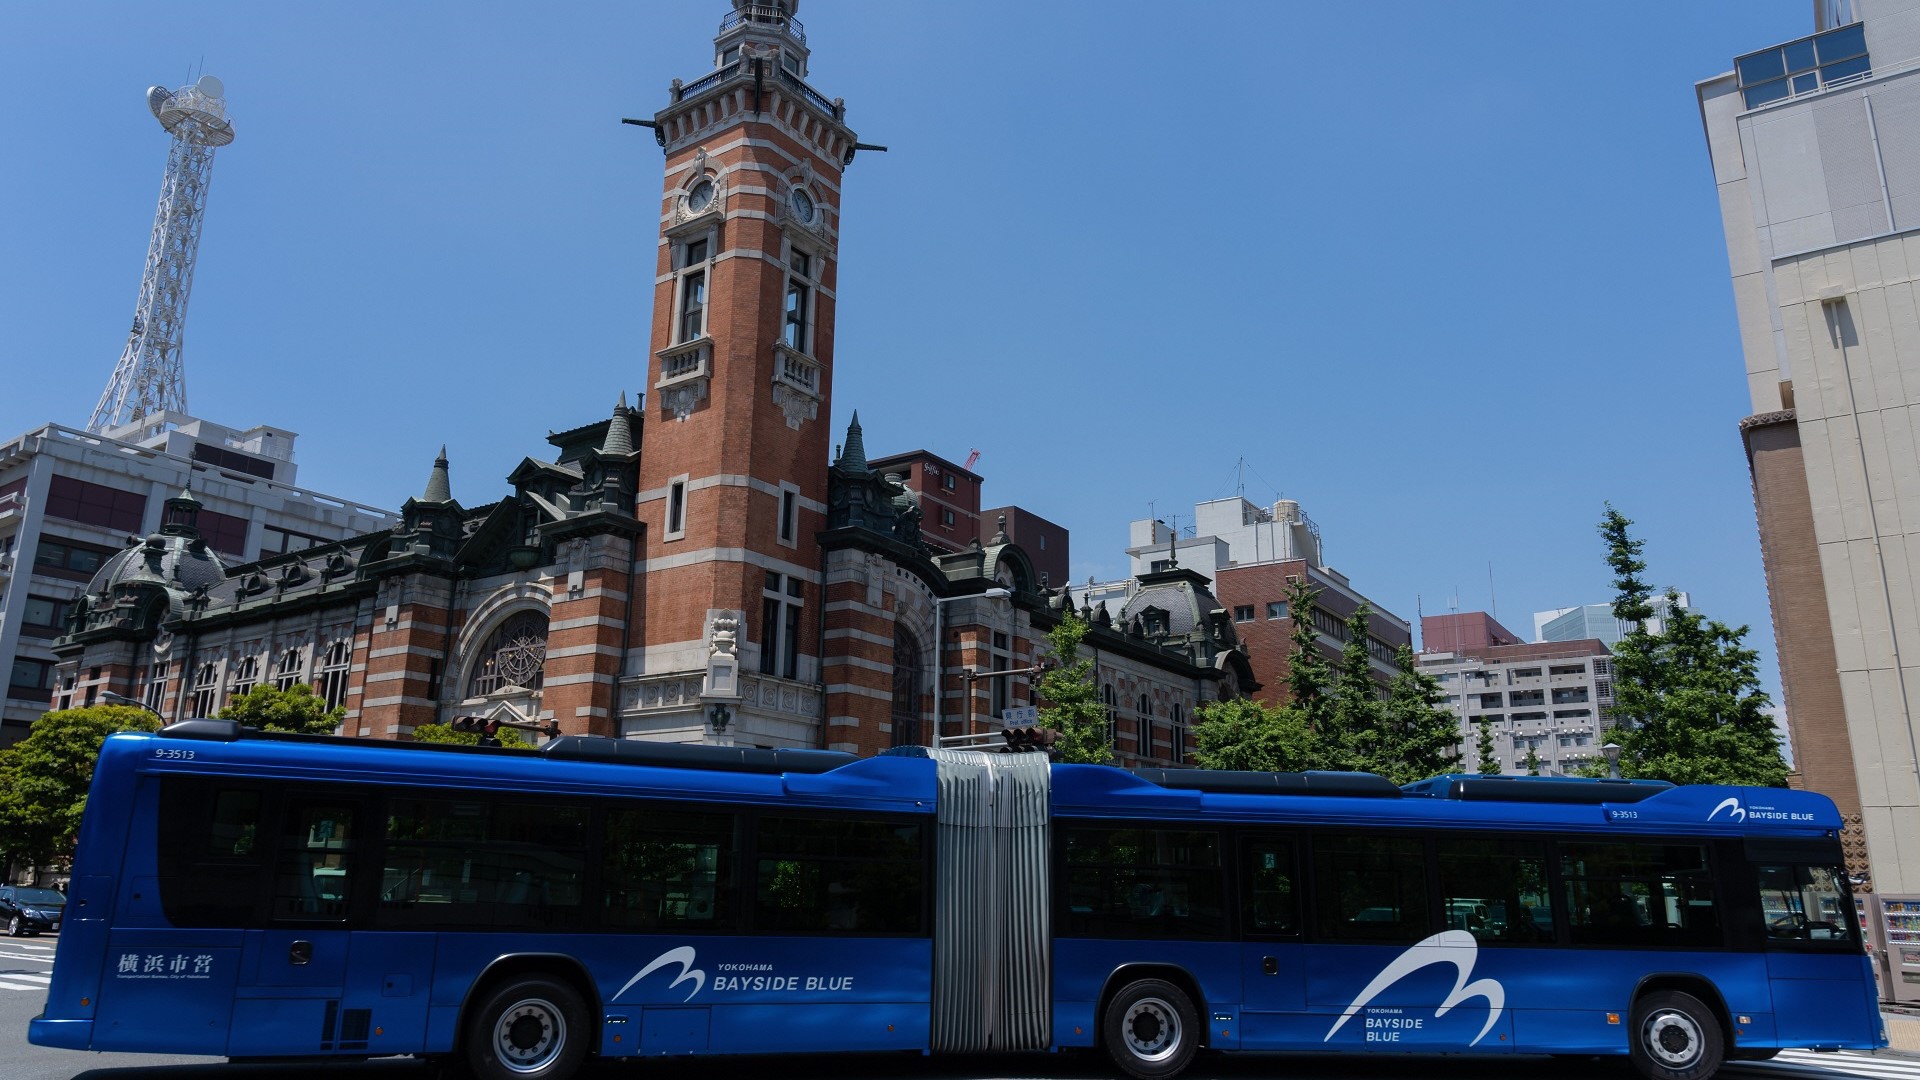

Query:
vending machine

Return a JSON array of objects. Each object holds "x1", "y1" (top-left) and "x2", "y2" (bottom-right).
[
  {"x1": 1876, "y1": 893, "x2": 1920, "y2": 1005},
  {"x1": 1860, "y1": 893, "x2": 1889, "y2": 1001}
]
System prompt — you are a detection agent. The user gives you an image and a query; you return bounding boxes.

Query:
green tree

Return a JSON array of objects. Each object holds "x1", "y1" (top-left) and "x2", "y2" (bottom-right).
[
  {"x1": 0, "y1": 705, "x2": 161, "y2": 868},
  {"x1": 1475, "y1": 716, "x2": 1500, "y2": 775},
  {"x1": 1281, "y1": 577, "x2": 1333, "y2": 739},
  {"x1": 1597, "y1": 507, "x2": 1789, "y2": 786},
  {"x1": 1327, "y1": 604, "x2": 1381, "y2": 772},
  {"x1": 1373, "y1": 645, "x2": 1464, "y2": 785},
  {"x1": 217, "y1": 682, "x2": 344, "y2": 735},
  {"x1": 1523, "y1": 745, "x2": 1542, "y2": 776},
  {"x1": 1191, "y1": 698, "x2": 1316, "y2": 772},
  {"x1": 1035, "y1": 614, "x2": 1114, "y2": 765},
  {"x1": 410, "y1": 722, "x2": 534, "y2": 750}
]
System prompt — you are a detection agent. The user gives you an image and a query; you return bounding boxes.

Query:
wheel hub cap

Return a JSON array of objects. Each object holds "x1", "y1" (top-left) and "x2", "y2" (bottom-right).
[
  {"x1": 1645, "y1": 1010, "x2": 1702, "y2": 1066},
  {"x1": 494, "y1": 998, "x2": 564, "y2": 1073},
  {"x1": 1124, "y1": 997, "x2": 1180, "y2": 1062}
]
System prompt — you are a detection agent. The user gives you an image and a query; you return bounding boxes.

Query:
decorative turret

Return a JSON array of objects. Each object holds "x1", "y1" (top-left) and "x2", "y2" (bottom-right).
[
  {"x1": 399, "y1": 446, "x2": 466, "y2": 559},
  {"x1": 421, "y1": 446, "x2": 454, "y2": 505},
  {"x1": 160, "y1": 484, "x2": 203, "y2": 537}
]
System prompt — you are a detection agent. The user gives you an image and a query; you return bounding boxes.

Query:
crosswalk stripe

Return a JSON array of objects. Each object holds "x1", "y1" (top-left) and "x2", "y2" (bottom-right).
[
  {"x1": 0, "y1": 978, "x2": 46, "y2": 992},
  {"x1": 0, "y1": 972, "x2": 51, "y2": 984},
  {"x1": 0, "y1": 952, "x2": 53, "y2": 963},
  {"x1": 1747, "y1": 1048, "x2": 1920, "y2": 1079}
]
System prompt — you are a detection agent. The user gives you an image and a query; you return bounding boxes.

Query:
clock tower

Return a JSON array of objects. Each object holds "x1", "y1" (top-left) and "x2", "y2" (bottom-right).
[{"x1": 629, "y1": 0, "x2": 864, "y2": 743}]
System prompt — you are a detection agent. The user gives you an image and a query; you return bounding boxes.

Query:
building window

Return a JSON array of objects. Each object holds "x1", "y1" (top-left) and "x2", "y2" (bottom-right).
[
  {"x1": 261, "y1": 524, "x2": 328, "y2": 560},
  {"x1": 467, "y1": 611, "x2": 549, "y2": 696},
  {"x1": 1233, "y1": 605, "x2": 1254, "y2": 623},
  {"x1": 1310, "y1": 607, "x2": 1347, "y2": 641},
  {"x1": 34, "y1": 539, "x2": 111, "y2": 577},
  {"x1": 1736, "y1": 22, "x2": 1869, "y2": 109},
  {"x1": 1170, "y1": 703, "x2": 1186, "y2": 761},
  {"x1": 784, "y1": 249, "x2": 812, "y2": 354},
  {"x1": 8, "y1": 658, "x2": 54, "y2": 700},
  {"x1": 228, "y1": 655, "x2": 260, "y2": 704},
  {"x1": 666, "y1": 478, "x2": 688, "y2": 538},
  {"x1": 144, "y1": 660, "x2": 170, "y2": 716},
  {"x1": 21, "y1": 595, "x2": 69, "y2": 634},
  {"x1": 941, "y1": 508, "x2": 956, "y2": 528},
  {"x1": 759, "y1": 572, "x2": 805, "y2": 680},
  {"x1": 45, "y1": 474, "x2": 147, "y2": 532},
  {"x1": 1266, "y1": 601, "x2": 1288, "y2": 620},
  {"x1": 942, "y1": 474, "x2": 956, "y2": 492},
  {"x1": 1102, "y1": 684, "x2": 1118, "y2": 747},
  {"x1": 677, "y1": 242, "x2": 708, "y2": 342},
  {"x1": 779, "y1": 486, "x2": 797, "y2": 544},
  {"x1": 890, "y1": 626, "x2": 924, "y2": 748},
  {"x1": 1138, "y1": 693, "x2": 1154, "y2": 757},
  {"x1": 274, "y1": 648, "x2": 305, "y2": 691},
  {"x1": 991, "y1": 631, "x2": 1011, "y2": 719},
  {"x1": 191, "y1": 662, "x2": 220, "y2": 718},
  {"x1": 195, "y1": 506, "x2": 251, "y2": 558},
  {"x1": 316, "y1": 640, "x2": 352, "y2": 711}
]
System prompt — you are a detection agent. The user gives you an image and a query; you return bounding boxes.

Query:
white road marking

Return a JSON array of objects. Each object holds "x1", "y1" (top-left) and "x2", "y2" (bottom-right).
[{"x1": 1744, "y1": 1048, "x2": 1920, "y2": 1079}]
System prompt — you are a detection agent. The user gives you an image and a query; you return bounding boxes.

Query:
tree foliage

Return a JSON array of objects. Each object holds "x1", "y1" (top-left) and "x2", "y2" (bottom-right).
[
  {"x1": 217, "y1": 683, "x2": 345, "y2": 736},
  {"x1": 1476, "y1": 716, "x2": 1500, "y2": 775},
  {"x1": 1597, "y1": 506, "x2": 1789, "y2": 787},
  {"x1": 1523, "y1": 745, "x2": 1542, "y2": 776},
  {"x1": 0, "y1": 705, "x2": 161, "y2": 868},
  {"x1": 410, "y1": 722, "x2": 533, "y2": 750},
  {"x1": 1035, "y1": 614, "x2": 1114, "y2": 765},
  {"x1": 1192, "y1": 588, "x2": 1461, "y2": 784}
]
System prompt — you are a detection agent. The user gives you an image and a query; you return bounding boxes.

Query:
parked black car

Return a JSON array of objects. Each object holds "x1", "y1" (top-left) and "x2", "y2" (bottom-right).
[{"x1": 0, "y1": 885, "x2": 65, "y2": 936}]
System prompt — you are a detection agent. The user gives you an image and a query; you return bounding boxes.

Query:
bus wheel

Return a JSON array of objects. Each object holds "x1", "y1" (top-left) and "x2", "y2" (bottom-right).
[
  {"x1": 465, "y1": 976, "x2": 588, "y2": 1080},
  {"x1": 1629, "y1": 990, "x2": 1724, "y2": 1080},
  {"x1": 1103, "y1": 978, "x2": 1198, "y2": 1080}
]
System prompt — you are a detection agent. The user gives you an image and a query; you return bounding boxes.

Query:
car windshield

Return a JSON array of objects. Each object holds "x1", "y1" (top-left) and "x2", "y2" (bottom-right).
[{"x1": 16, "y1": 889, "x2": 64, "y2": 905}]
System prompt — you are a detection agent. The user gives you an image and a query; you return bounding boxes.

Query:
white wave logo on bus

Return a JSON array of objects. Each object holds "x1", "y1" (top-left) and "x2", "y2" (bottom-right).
[
  {"x1": 615, "y1": 946, "x2": 706, "y2": 1002},
  {"x1": 1708, "y1": 797, "x2": 1747, "y2": 823},
  {"x1": 1324, "y1": 930, "x2": 1505, "y2": 1047}
]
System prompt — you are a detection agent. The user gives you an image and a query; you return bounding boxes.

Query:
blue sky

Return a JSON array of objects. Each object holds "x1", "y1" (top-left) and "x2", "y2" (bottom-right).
[{"x1": 2, "y1": 2, "x2": 1812, "y2": 692}]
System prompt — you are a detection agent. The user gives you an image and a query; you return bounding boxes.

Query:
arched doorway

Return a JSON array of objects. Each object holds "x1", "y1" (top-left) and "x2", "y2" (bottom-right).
[{"x1": 891, "y1": 625, "x2": 924, "y2": 747}]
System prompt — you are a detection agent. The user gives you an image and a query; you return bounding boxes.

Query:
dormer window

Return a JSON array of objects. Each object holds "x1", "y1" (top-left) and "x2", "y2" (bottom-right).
[
  {"x1": 780, "y1": 50, "x2": 801, "y2": 76},
  {"x1": 720, "y1": 45, "x2": 739, "y2": 66}
]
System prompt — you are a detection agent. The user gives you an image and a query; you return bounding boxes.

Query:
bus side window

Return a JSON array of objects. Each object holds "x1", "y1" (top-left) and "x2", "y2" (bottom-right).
[
  {"x1": 1310, "y1": 833, "x2": 1430, "y2": 944},
  {"x1": 1436, "y1": 837, "x2": 1553, "y2": 944},
  {"x1": 1756, "y1": 863, "x2": 1857, "y2": 945},
  {"x1": 603, "y1": 807, "x2": 736, "y2": 931},
  {"x1": 1060, "y1": 826, "x2": 1228, "y2": 940},
  {"x1": 1560, "y1": 842, "x2": 1721, "y2": 948},
  {"x1": 271, "y1": 797, "x2": 357, "y2": 922},
  {"x1": 158, "y1": 777, "x2": 267, "y2": 927},
  {"x1": 1241, "y1": 838, "x2": 1299, "y2": 935},
  {"x1": 752, "y1": 815, "x2": 926, "y2": 934}
]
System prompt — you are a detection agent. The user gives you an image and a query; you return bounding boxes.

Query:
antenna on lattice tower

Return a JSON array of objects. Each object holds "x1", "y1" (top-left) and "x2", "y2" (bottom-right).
[{"x1": 86, "y1": 75, "x2": 236, "y2": 435}]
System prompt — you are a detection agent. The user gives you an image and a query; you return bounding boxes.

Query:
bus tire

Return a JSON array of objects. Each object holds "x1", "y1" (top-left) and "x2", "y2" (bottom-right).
[
  {"x1": 464, "y1": 976, "x2": 588, "y2": 1080},
  {"x1": 1628, "y1": 990, "x2": 1724, "y2": 1080},
  {"x1": 1102, "y1": 978, "x2": 1199, "y2": 1080}
]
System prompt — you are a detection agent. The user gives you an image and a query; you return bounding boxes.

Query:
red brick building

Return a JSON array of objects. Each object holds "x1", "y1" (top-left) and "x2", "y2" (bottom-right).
[{"x1": 47, "y1": 1, "x2": 1249, "y2": 761}]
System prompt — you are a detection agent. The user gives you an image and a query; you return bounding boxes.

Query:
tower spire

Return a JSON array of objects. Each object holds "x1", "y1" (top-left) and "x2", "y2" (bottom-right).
[
  {"x1": 422, "y1": 445, "x2": 453, "y2": 504},
  {"x1": 87, "y1": 75, "x2": 236, "y2": 435}
]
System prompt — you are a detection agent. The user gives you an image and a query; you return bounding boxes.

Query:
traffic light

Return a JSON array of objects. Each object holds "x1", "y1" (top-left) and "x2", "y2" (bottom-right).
[
  {"x1": 1001, "y1": 726, "x2": 1059, "y2": 754},
  {"x1": 450, "y1": 716, "x2": 502, "y2": 747}
]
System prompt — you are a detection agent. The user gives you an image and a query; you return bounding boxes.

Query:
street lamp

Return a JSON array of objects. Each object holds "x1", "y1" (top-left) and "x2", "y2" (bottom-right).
[
  {"x1": 99, "y1": 691, "x2": 160, "y2": 719},
  {"x1": 931, "y1": 587, "x2": 1011, "y2": 745},
  {"x1": 1601, "y1": 741, "x2": 1622, "y2": 779}
]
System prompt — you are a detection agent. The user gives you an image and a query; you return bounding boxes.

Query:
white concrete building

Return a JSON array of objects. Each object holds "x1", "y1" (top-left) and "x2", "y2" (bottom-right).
[
  {"x1": 1416, "y1": 639, "x2": 1617, "y2": 775},
  {"x1": 1701, "y1": 0, "x2": 1920, "y2": 889},
  {"x1": 0, "y1": 413, "x2": 394, "y2": 743}
]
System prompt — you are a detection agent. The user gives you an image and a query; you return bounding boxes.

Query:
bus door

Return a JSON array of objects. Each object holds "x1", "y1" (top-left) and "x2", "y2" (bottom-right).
[
  {"x1": 1236, "y1": 834, "x2": 1305, "y2": 1050},
  {"x1": 1748, "y1": 840, "x2": 1879, "y2": 1049},
  {"x1": 229, "y1": 791, "x2": 367, "y2": 1056}
]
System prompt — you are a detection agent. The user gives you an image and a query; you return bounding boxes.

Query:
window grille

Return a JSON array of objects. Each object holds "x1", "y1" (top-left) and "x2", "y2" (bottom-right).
[{"x1": 467, "y1": 612, "x2": 549, "y2": 696}]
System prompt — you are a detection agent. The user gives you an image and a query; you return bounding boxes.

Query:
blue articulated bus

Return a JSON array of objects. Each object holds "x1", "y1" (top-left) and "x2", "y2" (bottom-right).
[{"x1": 30, "y1": 720, "x2": 1884, "y2": 1080}]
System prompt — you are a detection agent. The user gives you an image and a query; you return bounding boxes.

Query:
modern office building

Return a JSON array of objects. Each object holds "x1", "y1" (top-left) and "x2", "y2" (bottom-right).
[
  {"x1": 1531, "y1": 594, "x2": 1692, "y2": 648},
  {"x1": 1077, "y1": 496, "x2": 1410, "y2": 706},
  {"x1": 1700, "y1": 0, "x2": 1920, "y2": 889},
  {"x1": 1416, "y1": 613, "x2": 1615, "y2": 776},
  {"x1": 0, "y1": 414, "x2": 394, "y2": 745}
]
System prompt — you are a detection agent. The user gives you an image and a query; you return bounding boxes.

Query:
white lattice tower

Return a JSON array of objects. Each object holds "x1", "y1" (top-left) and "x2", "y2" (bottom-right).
[{"x1": 86, "y1": 76, "x2": 235, "y2": 434}]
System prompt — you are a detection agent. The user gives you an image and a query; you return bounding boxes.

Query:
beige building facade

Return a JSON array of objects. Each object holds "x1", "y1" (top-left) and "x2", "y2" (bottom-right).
[{"x1": 1701, "y1": 0, "x2": 1920, "y2": 889}]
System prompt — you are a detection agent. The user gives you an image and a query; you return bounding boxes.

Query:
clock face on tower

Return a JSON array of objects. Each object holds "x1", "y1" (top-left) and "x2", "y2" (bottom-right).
[
  {"x1": 687, "y1": 179, "x2": 715, "y2": 213},
  {"x1": 789, "y1": 187, "x2": 815, "y2": 223}
]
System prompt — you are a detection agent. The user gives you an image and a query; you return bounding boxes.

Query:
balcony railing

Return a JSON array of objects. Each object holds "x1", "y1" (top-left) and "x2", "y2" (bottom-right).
[
  {"x1": 657, "y1": 339, "x2": 712, "y2": 387},
  {"x1": 677, "y1": 62, "x2": 743, "y2": 102},
  {"x1": 777, "y1": 67, "x2": 840, "y2": 119},
  {"x1": 773, "y1": 344, "x2": 820, "y2": 396},
  {"x1": 719, "y1": 6, "x2": 806, "y2": 42}
]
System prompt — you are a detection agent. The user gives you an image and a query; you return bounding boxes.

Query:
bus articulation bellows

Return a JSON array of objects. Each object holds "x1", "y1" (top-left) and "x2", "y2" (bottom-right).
[{"x1": 28, "y1": 720, "x2": 1885, "y2": 1080}]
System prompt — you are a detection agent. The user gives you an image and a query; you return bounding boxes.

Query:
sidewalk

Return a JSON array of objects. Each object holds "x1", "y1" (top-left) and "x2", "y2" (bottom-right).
[{"x1": 1886, "y1": 1010, "x2": 1920, "y2": 1054}]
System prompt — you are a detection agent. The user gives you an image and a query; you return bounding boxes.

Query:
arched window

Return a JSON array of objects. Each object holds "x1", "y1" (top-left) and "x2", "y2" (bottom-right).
[
  {"x1": 191, "y1": 662, "x2": 219, "y2": 718},
  {"x1": 274, "y1": 648, "x2": 305, "y2": 691},
  {"x1": 316, "y1": 639, "x2": 352, "y2": 710},
  {"x1": 467, "y1": 611, "x2": 549, "y2": 697},
  {"x1": 228, "y1": 655, "x2": 260, "y2": 704},
  {"x1": 1138, "y1": 693, "x2": 1154, "y2": 757},
  {"x1": 891, "y1": 626, "x2": 924, "y2": 748},
  {"x1": 1102, "y1": 684, "x2": 1118, "y2": 747},
  {"x1": 1170, "y1": 702, "x2": 1186, "y2": 762}
]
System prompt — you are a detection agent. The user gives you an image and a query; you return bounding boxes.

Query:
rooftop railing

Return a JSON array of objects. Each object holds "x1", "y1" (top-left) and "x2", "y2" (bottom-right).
[{"x1": 720, "y1": 6, "x2": 805, "y2": 43}]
